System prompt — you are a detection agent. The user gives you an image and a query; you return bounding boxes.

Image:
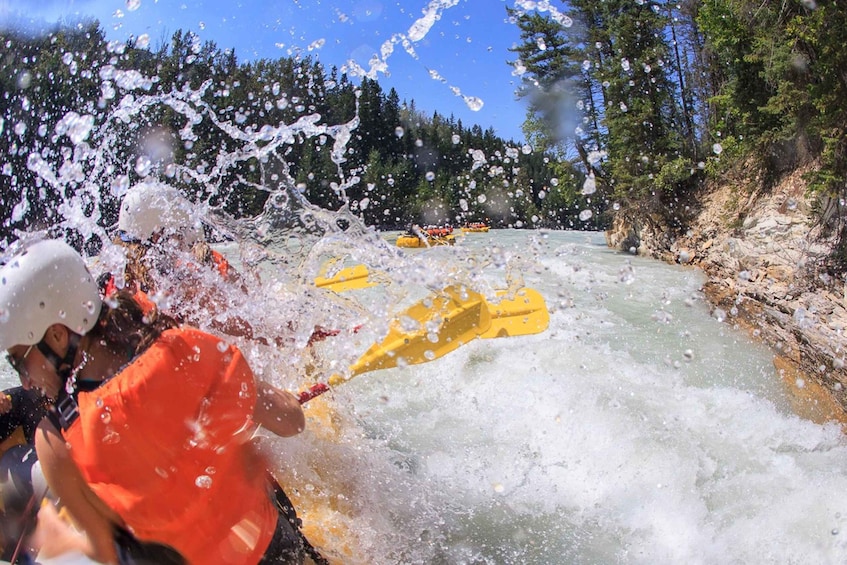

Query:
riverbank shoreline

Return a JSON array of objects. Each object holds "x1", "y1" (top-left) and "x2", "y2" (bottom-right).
[{"x1": 607, "y1": 164, "x2": 847, "y2": 429}]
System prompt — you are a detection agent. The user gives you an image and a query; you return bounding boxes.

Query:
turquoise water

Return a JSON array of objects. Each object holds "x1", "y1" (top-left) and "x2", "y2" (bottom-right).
[
  {"x1": 290, "y1": 230, "x2": 847, "y2": 564},
  {"x1": 3, "y1": 231, "x2": 846, "y2": 564}
]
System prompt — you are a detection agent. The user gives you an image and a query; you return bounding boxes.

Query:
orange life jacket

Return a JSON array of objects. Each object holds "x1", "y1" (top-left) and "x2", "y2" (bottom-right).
[
  {"x1": 63, "y1": 327, "x2": 277, "y2": 564},
  {"x1": 104, "y1": 275, "x2": 157, "y2": 316},
  {"x1": 211, "y1": 249, "x2": 231, "y2": 279},
  {"x1": 135, "y1": 289, "x2": 156, "y2": 315}
]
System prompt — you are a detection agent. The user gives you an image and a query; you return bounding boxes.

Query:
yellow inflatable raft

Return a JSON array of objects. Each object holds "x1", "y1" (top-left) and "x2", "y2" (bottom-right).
[
  {"x1": 396, "y1": 234, "x2": 455, "y2": 248},
  {"x1": 276, "y1": 395, "x2": 366, "y2": 565},
  {"x1": 460, "y1": 223, "x2": 489, "y2": 233}
]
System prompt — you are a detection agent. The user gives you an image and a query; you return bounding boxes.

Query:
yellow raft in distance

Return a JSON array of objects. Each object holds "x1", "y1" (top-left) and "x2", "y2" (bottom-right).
[
  {"x1": 460, "y1": 223, "x2": 489, "y2": 233},
  {"x1": 395, "y1": 234, "x2": 456, "y2": 248}
]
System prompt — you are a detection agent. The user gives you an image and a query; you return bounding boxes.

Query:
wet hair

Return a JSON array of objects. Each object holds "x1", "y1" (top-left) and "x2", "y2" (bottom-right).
[
  {"x1": 192, "y1": 240, "x2": 213, "y2": 264},
  {"x1": 88, "y1": 289, "x2": 178, "y2": 359},
  {"x1": 115, "y1": 237, "x2": 156, "y2": 293},
  {"x1": 116, "y1": 235, "x2": 218, "y2": 290}
]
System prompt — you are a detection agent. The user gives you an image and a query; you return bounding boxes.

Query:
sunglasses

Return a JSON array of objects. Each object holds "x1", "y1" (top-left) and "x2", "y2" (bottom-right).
[{"x1": 5, "y1": 344, "x2": 34, "y2": 375}]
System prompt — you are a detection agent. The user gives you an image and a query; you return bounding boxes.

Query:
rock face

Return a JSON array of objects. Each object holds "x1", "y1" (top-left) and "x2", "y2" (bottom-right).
[{"x1": 610, "y1": 165, "x2": 847, "y2": 426}]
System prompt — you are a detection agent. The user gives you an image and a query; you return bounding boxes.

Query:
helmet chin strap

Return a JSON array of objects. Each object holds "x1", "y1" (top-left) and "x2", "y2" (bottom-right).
[
  {"x1": 38, "y1": 332, "x2": 86, "y2": 432},
  {"x1": 35, "y1": 332, "x2": 81, "y2": 389}
]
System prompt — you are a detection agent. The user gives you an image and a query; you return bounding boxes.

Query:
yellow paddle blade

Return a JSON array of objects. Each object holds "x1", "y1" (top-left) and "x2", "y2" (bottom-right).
[
  {"x1": 328, "y1": 285, "x2": 491, "y2": 387},
  {"x1": 314, "y1": 264, "x2": 376, "y2": 291},
  {"x1": 480, "y1": 287, "x2": 550, "y2": 339}
]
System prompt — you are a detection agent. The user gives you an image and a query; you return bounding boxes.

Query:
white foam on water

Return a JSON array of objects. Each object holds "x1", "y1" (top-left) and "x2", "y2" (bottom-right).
[{"x1": 269, "y1": 231, "x2": 847, "y2": 564}]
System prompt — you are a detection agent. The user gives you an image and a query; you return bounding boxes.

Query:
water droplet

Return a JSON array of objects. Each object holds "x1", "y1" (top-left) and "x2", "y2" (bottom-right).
[
  {"x1": 195, "y1": 475, "x2": 213, "y2": 489},
  {"x1": 581, "y1": 175, "x2": 596, "y2": 195},
  {"x1": 463, "y1": 96, "x2": 483, "y2": 111},
  {"x1": 217, "y1": 341, "x2": 228, "y2": 352},
  {"x1": 579, "y1": 209, "x2": 593, "y2": 221},
  {"x1": 17, "y1": 71, "x2": 32, "y2": 89},
  {"x1": 101, "y1": 429, "x2": 121, "y2": 444},
  {"x1": 135, "y1": 155, "x2": 152, "y2": 176},
  {"x1": 395, "y1": 126, "x2": 404, "y2": 138},
  {"x1": 424, "y1": 350, "x2": 435, "y2": 361},
  {"x1": 126, "y1": 0, "x2": 141, "y2": 11},
  {"x1": 712, "y1": 143, "x2": 723, "y2": 155},
  {"x1": 135, "y1": 34, "x2": 150, "y2": 49},
  {"x1": 425, "y1": 171, "x2": 435, "y2": 181},
  {"x1": 493, "y1": 483, "x2": 504, "y2": 493}
]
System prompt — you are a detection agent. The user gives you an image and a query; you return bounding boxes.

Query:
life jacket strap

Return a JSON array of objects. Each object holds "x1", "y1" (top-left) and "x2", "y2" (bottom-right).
[
  {"x1": 51, "y1": 394, "x2": 80, "y2": 431},
  {"x1": 36, "y1": 333, "x2": 83, "y2": 432}
]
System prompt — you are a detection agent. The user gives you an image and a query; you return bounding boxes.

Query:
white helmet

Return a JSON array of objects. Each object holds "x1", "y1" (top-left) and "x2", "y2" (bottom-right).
[
  {"x1": 117, "y1": 180, "x2": 202, "y2": 244},
  {"x1": 0, "y1": 239, "x2": 102, "y2": 351}
]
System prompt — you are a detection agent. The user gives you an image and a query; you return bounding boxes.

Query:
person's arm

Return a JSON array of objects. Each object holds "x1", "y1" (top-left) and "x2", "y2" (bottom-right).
[
  {"x1": 28, "y1": 503, "x2": 94, "y2": 561},
  {"x1": 253, "y1": 380, "x2": 305, "y2": 438},
  {"x1": 34, "y1": 421, "x2": 121, "y2": 564}
]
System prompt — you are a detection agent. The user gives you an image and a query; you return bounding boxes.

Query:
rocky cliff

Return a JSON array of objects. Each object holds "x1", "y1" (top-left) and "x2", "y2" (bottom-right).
[{"x1": 608, "y1": 165, "x2": 847, "y2": 428}]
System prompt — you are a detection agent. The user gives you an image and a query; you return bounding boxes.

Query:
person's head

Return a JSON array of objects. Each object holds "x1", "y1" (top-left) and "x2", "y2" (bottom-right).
[
  {"x1": 0, "y1": 239, "x2": 177, "y2": 399},
  {"x1": 117, "y1": 180, "x2": 203, "y2": 247},
  {"x1": 0, "y1": 239, "x2": 101, "y2": 398}
]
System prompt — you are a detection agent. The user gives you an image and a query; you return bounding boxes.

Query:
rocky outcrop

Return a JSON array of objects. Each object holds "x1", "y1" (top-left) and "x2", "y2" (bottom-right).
[{"x1": 612, "y1": 165, "x2": 847, "y2": 427}]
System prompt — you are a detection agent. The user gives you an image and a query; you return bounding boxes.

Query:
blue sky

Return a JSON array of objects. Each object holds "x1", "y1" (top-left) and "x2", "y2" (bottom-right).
[{"x1": 2, "y1": 0, "x2": 542, "y2": 142}]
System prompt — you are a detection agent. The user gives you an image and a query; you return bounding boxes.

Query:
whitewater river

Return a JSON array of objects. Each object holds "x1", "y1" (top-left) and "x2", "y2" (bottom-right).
[
  {"x1": 271, "y1": 229, "x2": 847, "y2": 564},
  {"x1": 3, "y1": 0, "x2": 842, "y2": 561},
  {"x1": 3, "y1": 229, "x2": 847, "y2": 564}
]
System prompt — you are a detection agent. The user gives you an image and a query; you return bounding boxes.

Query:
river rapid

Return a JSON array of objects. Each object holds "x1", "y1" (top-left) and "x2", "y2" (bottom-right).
[
  {"x1": 260, "y1": 229, "x2": 847, "y2": 564},
  {"x1": 3, "y1": 229, "x2": 847, "y2": 563},
  {"x1": 3, "y1": 0, "x2": 847, "y2": 558}
]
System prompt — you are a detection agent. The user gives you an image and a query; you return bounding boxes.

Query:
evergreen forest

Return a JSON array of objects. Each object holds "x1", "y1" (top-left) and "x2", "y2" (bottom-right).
[
  {"x1": 2, "y1": 1, "x2": 847, "y2": 271},
  {"x1": 508, "y1": 0, "x2": 847, "y2": 271},
  {"x1": 0, "y1": 20, "x2": 597, "y2": 247}
]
